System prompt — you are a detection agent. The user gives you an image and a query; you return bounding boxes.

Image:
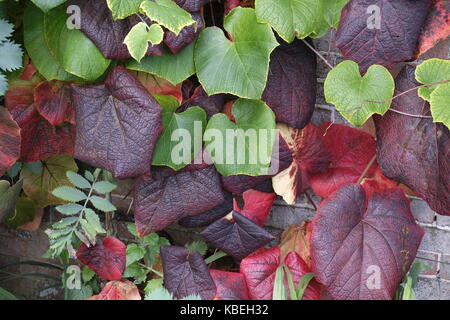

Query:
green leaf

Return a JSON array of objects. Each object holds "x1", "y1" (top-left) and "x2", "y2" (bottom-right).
[
  {"x1": 324, "y1": 60, "x2": 395, "y2": 126},
  {"x1": 126, "y1": 243, "x2": 146, "y2": 267},
  {"x1": 144, "y1": 278, "x2": 163, "y2": 294},
  {"x1": 145, "y1": 287, "x2": 173, "y2": 300},
  {"x1": 52, "y1": 216, "x2": 78, "y2": 229},
  {"x1": 195, "y1": 7, "x2": 278, "y2": 99},
  {"x1": 4, "y1": 197, "x2": 36, "y2": 229},
  {"x1": 0, "y1": 41, "x2": 22, "y2": 72},
  {"x1": 0, "y1": 287, "x2": 18, "y2": 300},
  {"x1": 140, "y1": 0, "x2": 195, "y2": 35},
  {"x1": 311, "y1": 0, "x2": 349, "y2": 38},
  {"x1": 53, "y1": 186, "x2": 87, "y2": 202},
  {"x1": 204, "y1": 251, "x2": 227, "y2": 265},
  {"x1": 296, "y1": 272, "x2": 314, "y2": 300},
  {"x1": 401, "y1": 276, "x2": 416, "y2": 300},
  {"x1": 31, "y1": 0, "x2": 67, "y2": 12},
  {"x1": 0, "y1": 180, "x2": 23, "y2": 223},
  {"x1": 65, "y1": 284, "x2": 93, "y2": 300},
  {"x1": 152, "y1": 104, "x2": 206, "y2": 170},
  {"x1": 273, "y1": 265, "x2": 287, "y2": 300},
  {"x1": 255, "y1": 0, "x2": 323, "y2": 42},
  {"x1": 6, "y1": 162, "x2": 22, "y2": 178},
  {"x1": 0, "y1": 19, "x2": 13, "y2": 42},
  {"x1": 66, "y1": 171, "x2": 91, "y2": 190},
  {"x1": 55, "y1": 203, "x2": 83, "y2": 215},
  {"x1": 204, "y1": 98, "x2": 276, "y2": 176},
  {"x1": 79, "y1": 218, "x2": 97, "y2": 241},
  {"x1": 106, "y1": 0, "x2": 143, "y2": 20},
  {"x1": 82, "y1": 266, "x2": 95, "y2": 283},
  {"x1": 127, "y1": 222, "x2": 139, "y2": 238},
  {"x1": 23, "y1": 3, "x2": 79, "y2": 81},
  {"x1": 147, "y1": 24, "x2": 164, "y2": 45},
  {"x1": 84, "y1": 171, "x2": 94, "y2": 182},
  {"x1": 23, "y1": 161, "x2": 43, "y2": 174},
  {"x1": 415, "y1": 58, "x2": 450, "y2": 101},
  {"x1": 429, "y1": 81, "x2": 450, "y2": 129},
  {"x1": 92, "y1": 181, "x2": 117, "y2": 194},
  {"x1": 89, "y1": 196, "x2": 117, "y2": 212},
  {"x1": 44, "y1": 5, "x2": 111, "y2": 80},
  {"x1": 127, "y1": 42, "x2": 195, "y2": 85},
  {"x1": 283, "y1": 265, "x2": 297, "y2": 300},
  {"x1": 123, "y1": 262, "x2": 148, "y2": 283},
  {"x1": 84, "y1": 208, "x2": 106, "y2": 234},
  {"x1": 185, "y1": 241, "x2": 208, "y2": 256},
  {"x1": 0, "y1": 72, "x2": 6, "y2": 96},
  {"x1": 124, "y1": 22, "x2": 150, "y2": 62}
]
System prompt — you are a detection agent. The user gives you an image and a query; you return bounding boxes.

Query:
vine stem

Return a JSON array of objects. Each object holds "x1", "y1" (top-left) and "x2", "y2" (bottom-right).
[
  {"x1": 357, "y1": 155, "x2": 377, "y2": 184},
  {"x1": 139, "y1": 263, "x2": 163, "y2": 278},
  {"x1": 300, "y1": 38, "x2": 334, "y2": 69}
]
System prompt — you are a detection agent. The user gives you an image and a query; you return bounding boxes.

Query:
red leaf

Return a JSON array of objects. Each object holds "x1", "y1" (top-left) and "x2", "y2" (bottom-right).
[
  {"x1": 77, "y1": 236, "x2": 126, "y2": 281},
  {"x1": 134, "y1": 165, "x2": 224, "y2": 236},
  {"x1": 8, "y1": 104, "x2": 74, "y2": 163},
  {"x1": 234, "y1": 189, "x2": 276, "y2": 226},
  {"x1": 160, "y1": 245, "x2": 216, "y2": 299},
  {"x1": 224, "y1": 0, "x2": 253, "y2": 15},
  {"x1": 262, "y1": 37, "x2": 316, "y2": 129},
  {"x1": 132, "y1": 71, "x2": 183, "y2": 103},
  {"x1": 19, "y1": 61, "x2": 37, "y2": 81},
  {"x1": 89, "y1": 281, "x2": 141, "y2": 300},
  {"x1": 34, "y1": 81, "x2": 75, "y2": 126},
  {"x1": 272, "y1": 123, "x2": 330, "y2": 204},
  {"x1": 310, "y1": 123, "x2": 398, "y2": 198},
  {"x1": 416, "y1": 0, "x2": 450, "y2": 57},
  {"x1": 311, "y1": 184, "x2": 424, "y2": 300},
  {"x1": 240, "y1": 246, "x2": 321, "y2": 300},
  {"x1": 336, "y1": 0, "x2": 431, "y2": 72},
  {"x1": 279, "y1": 221, "x2": 312, "y2": 268},
  {"x1": 0, "y1": 107, "x2": 21, "y2": 175},
  {"x1": 210, "y1": 269, "x2": 250, "y2": 300},
  {"x1": 71, "y1": 66, "x2": 163, "y2": 179},
  {"x1": 374, "y1": 65, "x2": 449, "y2": 216}
]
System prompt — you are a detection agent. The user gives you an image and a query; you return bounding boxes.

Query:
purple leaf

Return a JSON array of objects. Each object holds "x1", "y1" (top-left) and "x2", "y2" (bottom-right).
[
  {"x1": 134, "y1": 165, "x2": 225, "y2": 236},
  {"x1": 178, "y1": 190, "x2": 233, "y2": 228},
  {"x1": 67, "y1": 0, "x2": 162, "y2": 60},
  {"x1": 311, "y1": 184, "x2": 424, "y2": 300},
  {"x1": 336, "y1": 0, "x2": 431, "y2": 72},
  {"x1": 160, "y1": 245, "x2": 216, "y2": 299},
  {"x1": 262, "y1": 37, "x2": 316, "y2": 129},
  {"x1": 201, "y1": 211, "x2": 275, "y2": 260},
  {"x1": 164, "y1": 12, "x2": 203, "y2": 54},
  {"x1": 178, "y1": 86, "x2": 226, "y2": 120},
  {"x1": 71, "y1": 66, "x2": 163, "y2": 179},
  {"x1": 374, "y1": 65, "x2": 450, "y2": 216},
  {"x1": 174, "y1": 0, "x2": 211, "y2": 12}
]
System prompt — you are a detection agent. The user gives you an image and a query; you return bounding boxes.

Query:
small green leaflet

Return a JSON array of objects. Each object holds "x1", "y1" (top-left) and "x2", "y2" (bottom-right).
[
  {"x1": 147, "y1": 24, "x2": 164, "y2": 45},
  {"x1": 52, "y1": 186, "x2": 87, "y2": 202},
  {"x1": 185, "y1": 241, "x2": 208, "y2": 256},
  {"x1": 152, "y1": 95, "x2": 206, "y2": 170},
  {"x1": 195, "y1": 7, "x2": 278, "y2": 99},
  {"x1": 92, "y1": 181, "x2": 117, "y2": 194},
  {"x1": 127, "y1": 42, "x2": 195, "y2": 85},
  {"x1": 140, "y1": 0, "x2": 195, "y2": 35},
  {"x1": 31, "y1": 0, "x2": 67, "y2": 12},
  {"x1": 66, "y1": 171, "x2": 91, "y2": 190},
  {"x1": 415, "y1": 59, "x2": 450, "y2": 129},
  {"x1": 124, "y1": 22, "x2": 150, "y2": 62},
  {"x1": 89, "y1": 196, "x2": 117, "y2": 212},
  {"x1": 126, "y1": 243, "x2": 146, "y2": 267},
  {"x1": 324, "y1": 60, "x2": 394, "y2": 126},
  {"x1": 204, "y1": 98, "x2": 276, "y2": 176},
  {"x1": 107, "y1": 0, "x2": 143, "y2": 20}
]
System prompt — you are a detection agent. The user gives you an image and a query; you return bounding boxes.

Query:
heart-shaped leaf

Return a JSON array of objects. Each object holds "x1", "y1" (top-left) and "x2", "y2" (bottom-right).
[
  {"x1": 0, "y1": 107, "x2": 20, "y2": 175},
  {"x1": 324, "y1": 60, "x2": 395, "y2": 126},
  {"x1": 106, "y1": 0, "x2": 144, "y2": 20},
  {"x1": 195, "y1": 7, "x2": 278, "y2": 99},
  {"x1": 69, "y1": 0, "x2": 162, "y2": 60},
  {"x1": 415, "y1": 0, "x2": 450, "y2": 57},
  {"x1": 240, "y1": 246, "x2": 321, "y2": 300},
  {"x1": 178, "y1": 86, "x2": 226, "y2": 119},
  {"x1": 160, "y1": 245, "x2": 216, "y2": 299},
  {"x1": 430, "y1": 82, "x2": 450, "y2": 129},
  {"x1": 77, "y1": 236, "x2": 126, "y2": 281},
  {"x1": 201, "y1": 211, "x2": 275, "y2": 260},
  {"x1": 311, "y1": 184, "x2": 424, "y2": 300},
  {"x1": 71, "y1": 66, "x2": 163, "y2": 179},
  {"x1": 262, "y1": 37, "x2": 316, "y2": 129},
  {"x1": 210, "y1": 269, "x2": 250, "y2": 300},
  {"x1": 164, "y1": 12, "x2": 203, "y2": 54},
  {"x1": 133, "y1": 165, "x2": 224, "y2": 236},
  {"x1": 178, "y1": 190, "x2": 233, "y2": 228},
  {"x1": 279, "y1": 222, "x2": 312, "y2": 268},
  {"x1": 34, "y1": 81, "x2": 75, "y2": 126},
  {"x1": 415, "y1": 58, "x2": 450, "y2": 101},
  {"x1": 44, "y1": 4, "x2": 111, "y2": 81},
  {"x1": 204, "y1": 98, "x2": 276, "y2": 176},
  {"x1": 335, "y1": 0, "x2": 431, "y2": 72},
  {"x1": 21, "y1": 155, "x2": 78, "y2": 208},
  {"x1": 374, "y1": 65, "x2": 450, "y2": 216}
]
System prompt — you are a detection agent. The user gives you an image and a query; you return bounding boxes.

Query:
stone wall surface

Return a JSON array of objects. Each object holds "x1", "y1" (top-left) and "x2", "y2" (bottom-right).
[{"x1": 0, "y1": 32, "x2": 448, "y2": 300}]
